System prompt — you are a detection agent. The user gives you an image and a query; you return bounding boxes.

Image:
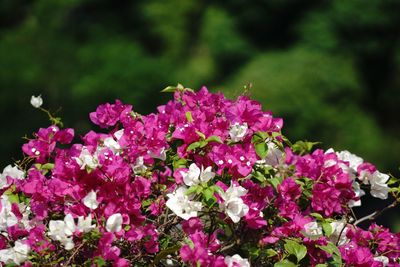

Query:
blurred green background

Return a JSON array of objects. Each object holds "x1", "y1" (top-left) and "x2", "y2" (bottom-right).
[{"x1": 1, "y1": 0, "x2": 399, "y2": 229}]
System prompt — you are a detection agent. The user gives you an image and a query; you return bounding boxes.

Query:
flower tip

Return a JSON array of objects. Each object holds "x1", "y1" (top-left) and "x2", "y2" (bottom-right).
[{"x1": 30, "y1": 95, "x2": 43, "y2": 108}]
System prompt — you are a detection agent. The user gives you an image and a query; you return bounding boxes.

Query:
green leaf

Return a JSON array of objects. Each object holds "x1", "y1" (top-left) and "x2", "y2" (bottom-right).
[
  {"x1": 310, "y1": 212, "x2": 324, "y2": 220},
  {"x1": 187, "y1": 141, "x2": 202, "y2": 151},
  {"x1": 161, "y1": 85, "x2": 178, "y2": 93},
  {"x1": 322, "y1": 222, "x2": 333, "y2": 237},
  {"x1": 203, "y1": 188, "x2": 214, "y2": 201},
  {"x1": 266, "y1": 248, "x2": 278, "y2": 257},
  {"x1": 274, "y1": 259, "x2": 297, "y2": 267},
  {"x1": 185, "y1": 111, "x2": 193, "y2": 123},
  {"x1": 42, "y1": 163, "x2": 54, "y2": 170},
  {"x1": 206, "y1": 135, "x2": 222, "y2": 143},
  {"x1": 255, "y1": 142, "x2": 269, "y2": 159},
  {"x1": 292, "y1": 140, "x2": 321, "y2": 155},
  {"x1": 186, "y1": 185, "x2": 200, "y2": 196},
  {"x1": 253, "y1": 171, "x2": 267, "y2": 183},
  {"x1": 315, "y1": 264, "x2": 328, "y2": 267},
  {"x1": 172, "y1": 157, "x2": 187, "y2": 170},
  {"x1": 267, "y1": 177, "x2": 281, "y2": 189},
  {"x1": 252, "y1": 131, "x2": 269, "y2": 143},
  {"x1": 196, "y1": 131, "x2": 206, "y2": 139},
  {"x1": 284, "y1": 239, "x2": 307, "y2": 263}
]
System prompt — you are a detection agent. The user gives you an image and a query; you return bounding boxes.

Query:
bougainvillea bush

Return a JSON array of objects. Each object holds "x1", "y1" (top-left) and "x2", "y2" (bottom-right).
[{"x1": 0, "y1": 86, "x2": 399, "y2": 266}]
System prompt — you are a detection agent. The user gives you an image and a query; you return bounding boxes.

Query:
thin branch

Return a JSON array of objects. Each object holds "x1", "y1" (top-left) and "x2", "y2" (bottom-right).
[{"x1": 354, "y1": 200, "x2": 399, "y2": 226}]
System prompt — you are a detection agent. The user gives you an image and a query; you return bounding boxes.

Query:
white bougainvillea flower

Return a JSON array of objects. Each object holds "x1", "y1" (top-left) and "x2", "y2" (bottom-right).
[
  {"x1": 1, "y1": 164, "x2": 25, "y2": 180},
  {"x1": 229, "y1": 122, "x2": 248, "y2": 142},
  {"x1": 103, "y1": 137, "x2": 121, "y2": 153},
  {"x1": 374, "y1": 256, "x2": 389, "y2": 266},
  {"x1": 0, "y1": 165, "x2": 25, "y2": 189},
  {"x1": 369, "y1": 171, "x2": 390, "y2": 199},
  {"x1": 219, "y1": 183, "x2": 249, "y2": 223},
  {"x1": 149, "y1": 147, "x2": 167, "y2": 161},
  {"x1": 113, "y1": 129, "x2": 124, "y2": 140},
  {"x1": 181, "y1": 163, "x2": 215, "y2": 186},
  {"x1": 264, "y1": 140, "x2": 284, "y2": 167},
  {"x1": 30, "y1": 95, "x2": 43, "y2": 108},
  {"x1": 224, "y1": 254, "x2": 250, "y2": 267},
  {"x1": 83, "y1": 190, "x2": 99, "y2": 210},
  {"x1": 0, "y1": 240, "x2": 30, "y2": 265},
  {"x1": 48, "y1": 217, "x2": 75, "y2": 250},
  {"x1": 348, "y1": 181, "x2": 365, "y2": 207},
  {"x1": 336, "y1": 150, "x2": 364, "y2": 172},
  {"x1": 132, "y1": 156, "x2": 147, "y2": 174},
  {"x1": 77, "y1": 214, "x2": 95, "y2": 233},
  {"x1": 106, "y1": 213, "x2": 123, "y2": 232},
  {"x1": 75, "y1": 147, "x2": 99, "y2": 170},
  {"x1": 330, "y1": 220, "x2": 349, "y2": 246},
  {"x1": 0, "y1": 196, "x2": 18, "y2": 231},
  {"x1": 302, "y1": 221, "x2": 323, "y2": 239},
  {"x1": 166, "y1": 186, "x2": 202, "y2": 220}
]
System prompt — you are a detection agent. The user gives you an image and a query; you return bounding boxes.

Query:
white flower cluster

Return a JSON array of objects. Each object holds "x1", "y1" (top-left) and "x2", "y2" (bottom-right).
[
  {"x1": 302, "y1": 220, "x2": 348, "y2": 246},
  {"x1": 0, "y1": 240, "x2": 30, "y2": 265},
  {"x1": 48, "y1": 214, "x2": 95, "y2": 250},
  {"x1": 229, "y1": 122, "x2": 248, "y2": 142},
  {"x1": 181, "y1": 163, "x2": 215, "y2": 186},
  {"x1": 327, "y1": 149, "x2": 390, "y2": 205},
  {"x1": 225, "y1": 254, "x2": 250, "y2": 267},
  {"x1": 219, "y1": 183, "x2": 249, "y2": 223},
  {"x1": 166, "y1": 186, "x2": 203, "y2": 220},
  {"x1": 0, "y1": 164, "x2": 25, "y2": 189}
]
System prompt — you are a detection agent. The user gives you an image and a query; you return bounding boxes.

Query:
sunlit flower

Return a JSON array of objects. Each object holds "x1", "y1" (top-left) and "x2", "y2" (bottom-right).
[
  {"x1": 166, "y1": 186, "x2": 202, "y2": 220},
  {"x1": 106, "y1": 213, "x2": 123, "y2": 232},
  {"x1": 83, "y1": 190, "x2": 99, "y2": 210},
  {"x1": 181, "y1": 163, "x2": 215, "y2": 186},
  {"x1": 229, "y1": 122, "x2": 248, "y2": 142},
  {"x1": 219, "y1": 183, "x2": 249, "y2": 223},
  {"x1": 225, "y1": 254, "x2": 250, "y2": 267}
]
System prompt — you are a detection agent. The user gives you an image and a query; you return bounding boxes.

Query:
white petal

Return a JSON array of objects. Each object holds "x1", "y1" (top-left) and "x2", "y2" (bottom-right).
[{"x1": 106, "y1": 213, "x2": 123, "y2": 232}]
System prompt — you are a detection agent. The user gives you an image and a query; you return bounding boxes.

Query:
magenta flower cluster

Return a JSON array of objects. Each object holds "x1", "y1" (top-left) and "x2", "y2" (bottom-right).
[{"x1": 0, "y1": 87, "x2": 399, "y2": 266}]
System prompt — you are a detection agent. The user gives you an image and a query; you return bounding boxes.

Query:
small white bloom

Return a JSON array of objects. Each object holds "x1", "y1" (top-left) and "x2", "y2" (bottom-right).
[
  {"x1": 0, "y1": 196, "x2": 18, "y2": 231},
  {"x1": 30, "y1": 95, "x2": 43, "y2": 108},
  {"x1": 329, "y1": 220, "x2": 349, "y2": 246},
  {"x1": 264, "y1": 140, "x2": 284, "y2": 166},
  {"x1": 229, "y1": 122, "x2": 248, "y2": 142},
  {"x1": 64, "y1": 214, "x2": 76, "y2": 236},
  {"x1": 132, "y1": 156, "x2": 147, "y2": 174},
  {"x1": 0, "y1": 240, "x2": 30, "y2": 265},
  {"x1": 166, "y1": 186, "x2": 202, "y2": 220},
  {"x1": 103, "y1": 137, "x2": 121, "y2": 153},
  {"x1": 113, "y1": 129, "x2": 124, "y2": 140},
  {"x1": 149, "y1": 147, "x2": 167, "y2": 161},
  {"x1": 336, "y1": 150, "x2": 363, "y2": 172},
  {"x1": 369, "y1": 171, "x2": 390, "y2": 199},
  {"x1": 374, "y1": 255, "x2": 389, "y2": 266},
  {"x1": 106, "y1": 213, "x2": 123, "y2": 232},
  {"x1": 48, "y1": 214, "x2": 79, "y2": 250},
  {"x1": 77, "y1": 214, "x2": 95, "y2": 233},
  {"x1": 219, "y1": 183, "x2": 249, "y2": 223},
  {"x1": 12, "y1": 241, "x2": 30, "y2": 264},
  {"x1": 302, "y1": 222, "x2": 323, "y2": 239},
  {"x1": 181, "y1": 163, "x2": 215, "y2": 186},
  {"x1": 83, "y1": 190, "x2": 99, "y2": 210},
  {"x1": 0, "y1": 165, "x2": 25, "y2": 189},
  {"x1": 75, "y1": 147, "x2": 99, "y2": 170},
  {"x1": 1, "y1": 164, "x2": 25, "y2": 180},
  {"x1": 348, "y1": 181, "x2": 365, "y2": 207},
  {"x1": 224, "y1": 254, "x2": 250, "y2": 267}
]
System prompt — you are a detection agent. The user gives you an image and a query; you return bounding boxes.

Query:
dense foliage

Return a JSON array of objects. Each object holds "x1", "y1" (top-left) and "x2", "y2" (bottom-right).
[{"x1": 0, "y1": 87, "x2": 399, "y2": 266}]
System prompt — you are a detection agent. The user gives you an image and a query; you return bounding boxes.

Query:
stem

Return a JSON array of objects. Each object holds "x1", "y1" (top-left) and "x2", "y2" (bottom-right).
[{"x1": 354, "y1": 200, "x2": 399, "y2": 226}]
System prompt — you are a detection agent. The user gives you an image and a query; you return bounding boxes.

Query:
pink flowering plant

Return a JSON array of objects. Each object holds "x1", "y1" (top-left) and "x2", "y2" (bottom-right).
[{"x1": 0, "y1": 86, "x2": 399, "y2": 266}]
